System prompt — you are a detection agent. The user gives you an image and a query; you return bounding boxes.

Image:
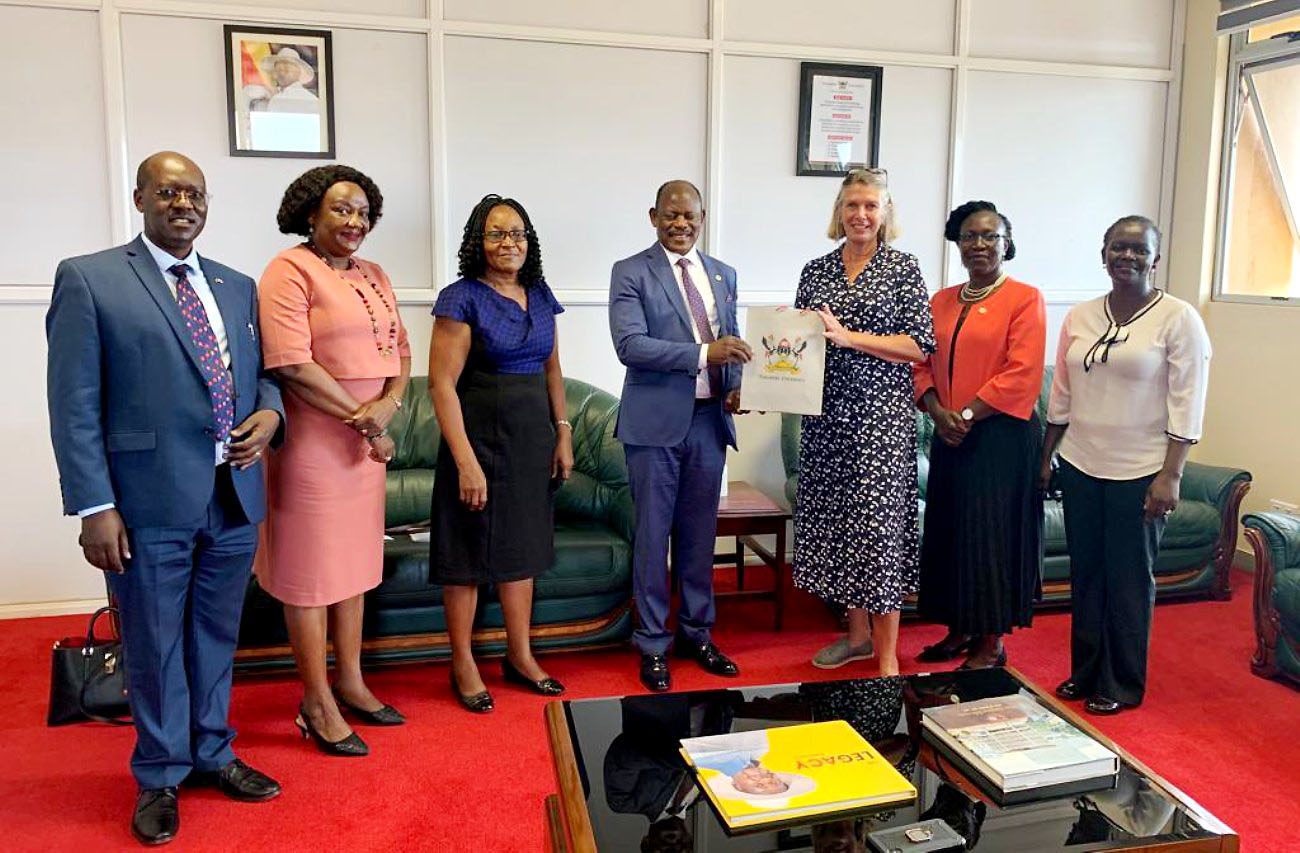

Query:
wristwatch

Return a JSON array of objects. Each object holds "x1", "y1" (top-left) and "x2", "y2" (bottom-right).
[{"x1": 960, "y1": 407, "x2": 975, "y2": 421}]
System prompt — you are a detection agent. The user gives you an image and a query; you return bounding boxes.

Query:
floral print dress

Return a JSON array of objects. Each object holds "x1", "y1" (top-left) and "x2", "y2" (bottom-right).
[{"x1": 793, "y1": 244, "x2": 936, "y2": 612}]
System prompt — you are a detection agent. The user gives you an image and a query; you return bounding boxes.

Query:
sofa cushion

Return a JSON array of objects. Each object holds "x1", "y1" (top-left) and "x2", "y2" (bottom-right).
[
  {"x1": 1042, "y1": 498, "x2": 1220, "y2": 556},
  {"x1": 372, "y1": 521, "x2": 631, "y2": 611},
  {"x1": 1275, "y1": 568, "x2": 1300, "y2": 633}
]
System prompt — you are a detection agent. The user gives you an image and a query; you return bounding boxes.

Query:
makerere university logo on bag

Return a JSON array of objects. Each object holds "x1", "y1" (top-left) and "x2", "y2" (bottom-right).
[{"x1": 760, "y1": 335, "x2": 809, "y2": 375}]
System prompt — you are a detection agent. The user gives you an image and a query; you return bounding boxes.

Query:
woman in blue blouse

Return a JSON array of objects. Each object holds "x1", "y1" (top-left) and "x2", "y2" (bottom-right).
[{"x1": 429, "y1": 194, "x2": 573, "y2": 713}]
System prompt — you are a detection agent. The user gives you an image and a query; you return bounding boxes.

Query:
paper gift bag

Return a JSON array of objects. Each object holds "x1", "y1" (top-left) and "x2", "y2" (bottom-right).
[{"x1": 740, "y1": 307, "x2": 825, "y2": 415}]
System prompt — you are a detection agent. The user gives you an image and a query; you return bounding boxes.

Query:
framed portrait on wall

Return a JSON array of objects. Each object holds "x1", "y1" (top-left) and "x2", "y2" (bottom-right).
[
  {"x1": 224, "y1": 25, "x2": 335, "y2": 158},
  {"x1": 795, "y1": 62, "x2": 883, "y2": 176}
]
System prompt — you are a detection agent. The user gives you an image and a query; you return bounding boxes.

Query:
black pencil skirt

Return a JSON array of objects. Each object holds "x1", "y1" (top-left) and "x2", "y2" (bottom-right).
[
  {"x1": 917, "y1": 412, "x2": 1044, "y2": 635},
  {"x1": 429, "y1": 369, "x2": 555, "y2": 585}
]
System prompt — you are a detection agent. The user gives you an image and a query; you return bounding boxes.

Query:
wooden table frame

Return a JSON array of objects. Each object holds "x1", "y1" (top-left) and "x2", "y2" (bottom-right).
[
  {"x1": 543, "y1": 665, "x2": 1238, "y2": 853},
  {"x1": 710, "y1": 481, "x2": 790, "y2": 631}
]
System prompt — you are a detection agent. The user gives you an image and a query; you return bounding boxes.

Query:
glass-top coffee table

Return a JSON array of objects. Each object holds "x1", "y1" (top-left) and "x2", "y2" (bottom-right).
[{"x1": 543, "y1": 667, "x2": 1236, "y2": 852}]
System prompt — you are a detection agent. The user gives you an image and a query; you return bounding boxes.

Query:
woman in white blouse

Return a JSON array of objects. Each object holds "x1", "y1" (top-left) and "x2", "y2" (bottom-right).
[{"x1": 1041, "y1": 215, "x2": 1211, "y2": 716}]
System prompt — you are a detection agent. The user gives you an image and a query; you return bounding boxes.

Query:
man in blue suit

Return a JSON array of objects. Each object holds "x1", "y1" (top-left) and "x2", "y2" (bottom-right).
[
  {"x1": 609, "y1": 180, "x2": 752, "y2": 692},
  {"x1": 46, "y1": 152, "x2": 285, "y2": 845}
]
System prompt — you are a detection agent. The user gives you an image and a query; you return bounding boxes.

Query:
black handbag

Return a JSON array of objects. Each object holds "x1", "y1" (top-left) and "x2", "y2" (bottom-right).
[{"x1": 47, "y1": 605, "x2": 132, "y2": 726}]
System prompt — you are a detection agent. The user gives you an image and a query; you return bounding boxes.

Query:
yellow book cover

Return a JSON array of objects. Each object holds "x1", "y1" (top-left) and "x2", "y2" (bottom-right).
[{"x1": 680, "y1": 720, "x2": 916, "y2": 829}]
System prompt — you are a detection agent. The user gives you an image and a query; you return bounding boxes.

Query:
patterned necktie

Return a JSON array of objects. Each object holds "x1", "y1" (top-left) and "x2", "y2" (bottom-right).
[
  {"x1": 169, "y1": 263, "x2": 234, "y2": 446},
  {"x1": 677, "y1": 258, "x2": 723, "y2": 398}
]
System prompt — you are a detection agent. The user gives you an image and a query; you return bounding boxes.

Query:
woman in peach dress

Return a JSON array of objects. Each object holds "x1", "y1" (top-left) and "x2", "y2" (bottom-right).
[{"x1": 258, "y1": 165, "x2": 410, "y2": 756}]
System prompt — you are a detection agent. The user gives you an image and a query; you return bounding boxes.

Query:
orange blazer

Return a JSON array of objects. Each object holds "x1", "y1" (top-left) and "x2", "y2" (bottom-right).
[{"x1": 913, "y1": 276, "x2": 1046, "y2": 420}]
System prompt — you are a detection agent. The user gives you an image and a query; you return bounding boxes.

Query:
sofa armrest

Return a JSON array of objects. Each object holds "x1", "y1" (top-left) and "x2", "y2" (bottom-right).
[
  {"x1": 1244, "y1": 511, "x2": 1300, "y2": 679},
  {"x1": 609, "y1": 487, "x2": 636, "y2": 546},
  {"x1": 1244, "y1": 511, "x2": 1300, "y2": 571},
  {"x1": 1180, "y1": 462, "x2": 1251, "y2": 600},
  {"x1": 1181, "y1": 461, "x2": 1251, "y2": 510}
]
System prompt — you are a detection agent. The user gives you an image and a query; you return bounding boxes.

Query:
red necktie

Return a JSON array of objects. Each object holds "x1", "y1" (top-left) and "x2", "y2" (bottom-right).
[
  {"x1": 677, "y1": 258, "x2": 722, "y2": 398},
  {"x1": 170, "y1": 263, "x2": 235, "y2": 445}
]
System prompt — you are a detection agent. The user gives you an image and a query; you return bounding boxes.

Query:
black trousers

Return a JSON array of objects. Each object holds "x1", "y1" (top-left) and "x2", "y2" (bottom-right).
[{"x1": 1058, "y1": 459, "x2": 1166, "y2": 706}]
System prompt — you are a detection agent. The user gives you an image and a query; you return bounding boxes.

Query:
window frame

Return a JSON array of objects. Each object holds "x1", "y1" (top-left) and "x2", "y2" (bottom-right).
[{"x1": 1213, "y1": 30, "x2": 1300, "y2": 306}]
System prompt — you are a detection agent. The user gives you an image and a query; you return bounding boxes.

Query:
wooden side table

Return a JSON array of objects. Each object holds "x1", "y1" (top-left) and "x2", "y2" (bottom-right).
[{"x1": 713, "y1": 481, "x2": 790, "y2": 631}]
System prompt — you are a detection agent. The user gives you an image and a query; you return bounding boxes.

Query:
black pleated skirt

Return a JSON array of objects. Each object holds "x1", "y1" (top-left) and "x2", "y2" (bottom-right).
[
  {"x1": 429, "y1": 369, "x2": 555, "y2": 585},
  {"x1": 917, "y1": 412, "x2": 1044, "y2": 634}
]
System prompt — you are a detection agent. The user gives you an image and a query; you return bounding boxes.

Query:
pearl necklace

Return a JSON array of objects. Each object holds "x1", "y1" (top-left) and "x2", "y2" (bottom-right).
[
  {"x1": 307, "y1": 243, "x2": 399, "y2": 357},
  {"x1": 959, "y1": 272, "x2": 1008, "y2": 303}
]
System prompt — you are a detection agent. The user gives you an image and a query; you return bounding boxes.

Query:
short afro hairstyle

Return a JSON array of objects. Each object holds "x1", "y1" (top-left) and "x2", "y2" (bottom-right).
[
  {"x1": 276, "y1": 165, "x2": 384, "y2": 237},
  {"x1": 456, "y1": 194, "x2": 546, "y2": 288},
  {"x1": 1102, "y1": 214, "x2": 1162, "y2": 254},
  {"x1": 944, "y1": 200, "x2": 1016, "y2": 261}
]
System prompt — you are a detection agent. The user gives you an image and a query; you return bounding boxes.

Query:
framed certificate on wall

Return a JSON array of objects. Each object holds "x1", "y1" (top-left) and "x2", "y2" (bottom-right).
[{"x1": 795, "y1": 62, "x2": 883, "y2": 177}]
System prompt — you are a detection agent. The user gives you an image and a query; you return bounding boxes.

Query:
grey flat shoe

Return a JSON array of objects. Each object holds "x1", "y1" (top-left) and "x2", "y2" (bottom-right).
[{"x1": 811, "y1": 637, "x2": 875, "y2": 669}]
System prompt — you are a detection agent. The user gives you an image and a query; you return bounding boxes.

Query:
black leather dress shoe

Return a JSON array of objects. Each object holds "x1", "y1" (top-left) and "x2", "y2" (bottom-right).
[
  {"x1": 216, "y1": 759, "x2": 281, "y2": 802},
  {"x1": 1055, "y1": 679, "x2": 1086, "y2": 700},
  {"x1": 132, "y1": 787, "x2": 178, "y2": 846},
  {"x1": 502, "y1": 657, "x2": 565, "y2": 696},
  {"x1": 672, "y1": 638, "x2": 739, "y2": 677},
  {"x1": 1085, "y1": 696, "x2": 1134, "y2": 715},
  {"x1": 640, "y1": 654, "x2": 671, "y2": 692}
]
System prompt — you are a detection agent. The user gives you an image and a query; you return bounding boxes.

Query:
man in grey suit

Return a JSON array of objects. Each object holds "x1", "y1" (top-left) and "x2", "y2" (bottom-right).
[
  {"x1": 608, "y1": 180, "x2": 752, "y2": 692},
  {"x1": 46, "y1": 152, "x2": 284, "y2": 845}
]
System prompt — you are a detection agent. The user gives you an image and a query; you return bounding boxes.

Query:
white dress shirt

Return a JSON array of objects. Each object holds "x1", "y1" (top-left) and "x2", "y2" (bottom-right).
[
  {"x1": 660, "y1": 245, "x2": 718, "y2": 398},
  {"x1": 78, "y1": 235, "x2": 232, "y2": 517},
  {"x1": 1047, "y1": 291, "x2": 1212, "y2": 480}
]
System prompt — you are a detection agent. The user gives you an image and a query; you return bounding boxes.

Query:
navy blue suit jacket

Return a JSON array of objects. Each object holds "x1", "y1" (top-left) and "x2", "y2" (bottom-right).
[
  {"x1": 46, "y1": 235, "x2": 283, "y2": 528},
  {"x1": 608, "y1": 244, "x2": 740, "y2": 449}
]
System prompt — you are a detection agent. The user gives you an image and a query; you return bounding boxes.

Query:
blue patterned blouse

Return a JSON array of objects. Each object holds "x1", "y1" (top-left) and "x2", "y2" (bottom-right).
[{"x1": 432, "y1": 277, "x2": 564, "y2": 374}]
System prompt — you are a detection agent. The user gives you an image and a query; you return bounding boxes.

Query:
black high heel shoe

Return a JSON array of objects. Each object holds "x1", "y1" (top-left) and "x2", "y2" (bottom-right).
[
  {"x1": 331, "y1": 687, "x2": 405, "y2": 726},
  {"x1": 957, "y1": 647, "x2": 1008, "y2": 670},
  {"x1": 916, "y1": 634, "x2": 974, "y2": 663},
  {"x1": 450, "y1": 669, "x2": 494, "y2": 713},
  {"x1": 502, "y1": 657, "x2": 565, "y2": 696},
  {"x1": 294, "y1": 704, "x2": 369, "y2": 756}
]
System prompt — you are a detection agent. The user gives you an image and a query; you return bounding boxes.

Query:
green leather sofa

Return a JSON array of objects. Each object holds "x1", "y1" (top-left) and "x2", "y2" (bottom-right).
[
  {"x1": 235, "y1": 377, "x2": 635, "y2": 670},
  {"x1": 780, "y1": 367, "x2": 1252, "y2": 608},
  {"x1": 1244, "y1": 511, "x2": 1300, "y2": 688}
]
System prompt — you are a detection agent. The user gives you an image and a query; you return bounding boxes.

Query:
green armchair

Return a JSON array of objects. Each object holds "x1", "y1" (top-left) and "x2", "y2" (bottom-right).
[
  {"x1": 236, "y1": 377, "x2": 634, "y2": 670},
  {"x1": 780, "y1": 366, "x2": 1251, "y2": 608},
  {"x1": 1244, "y1": 511, "x2": 1300, "y2": 688}
]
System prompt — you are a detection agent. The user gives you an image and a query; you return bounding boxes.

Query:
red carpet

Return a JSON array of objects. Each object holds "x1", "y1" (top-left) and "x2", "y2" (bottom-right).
[{"x1": 1, "y1": 568, "x2": 1296, "y2": 852}]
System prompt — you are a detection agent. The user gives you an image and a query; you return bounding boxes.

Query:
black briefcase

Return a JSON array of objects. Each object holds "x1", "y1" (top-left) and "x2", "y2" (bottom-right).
[{"x1": 47, "y1": 606, "x2": 131, "y2": 726}]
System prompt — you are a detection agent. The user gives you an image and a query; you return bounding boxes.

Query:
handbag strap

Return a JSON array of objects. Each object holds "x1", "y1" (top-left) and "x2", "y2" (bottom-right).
[
  {"x1": 83, "y1": 605, "x2": 117, "y2": 650},
  {"x1": 79, "y1": 605, "x2": 132, "y2": 726}
]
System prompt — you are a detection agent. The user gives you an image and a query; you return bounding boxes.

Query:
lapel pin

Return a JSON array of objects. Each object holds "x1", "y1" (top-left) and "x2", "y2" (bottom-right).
[
  {"x1": 714, "y1": 274, "x2": 722, "y2": 281},
  {"x1": 978, "y1": 306, "x2": 988, "y2": 314},
  {"x1": 214, "y1": 277, "x2": 223, "y2": 285}
]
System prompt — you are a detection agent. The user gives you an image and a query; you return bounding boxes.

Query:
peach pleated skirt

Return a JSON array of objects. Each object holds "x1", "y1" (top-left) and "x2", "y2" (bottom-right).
[{"x1": 258, "y1": 378, "x2": 386, "y2": 607}]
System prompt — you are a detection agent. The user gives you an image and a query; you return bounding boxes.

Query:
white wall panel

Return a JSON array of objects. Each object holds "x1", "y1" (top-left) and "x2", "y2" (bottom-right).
[
  {"x1": 968, "y1": 0, "x2": 1175, "y2": 68},
  {"x1": 956, "y1": 72, "x2": 1169, "y2": 297},
  {"x1": 0, "y1": 6, "x2": 110, "y2": 285},
  {"x1": 444, "y1": 36, "x2": 707, "y2": 292},
  {"x1": 444, "y1": 0, "x2": 708, "y2": 38},
  {"x1": 166, "y1": 0, "x2": 426, "y2": 16},
  {"x1": 720, "y1": 56, "x2": 951, "y2": 297},
  {"x1": 120, "y1": 16, "x2": 432, "y2": 289},
  {"x1": 724, "y1": 0, "x2": 956, "y2": 55}
]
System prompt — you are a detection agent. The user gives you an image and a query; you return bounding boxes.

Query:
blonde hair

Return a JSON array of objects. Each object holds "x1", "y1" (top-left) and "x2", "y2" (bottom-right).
[{"x1": 826, "y1": 168, "x2": 898, "y2": 244}]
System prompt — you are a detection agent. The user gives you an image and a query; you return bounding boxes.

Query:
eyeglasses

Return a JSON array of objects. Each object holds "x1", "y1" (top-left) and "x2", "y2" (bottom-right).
[
  {"x1": 846, "y1": 167, "x2": 888, "y2": 180},
  {"x1": 483, "y1": 229, "x2": 528, "y2": 244},
  {"x1": 153, "y1": 187, "x2": 210, "y2": 206},
  {"x1": 956, "y1": 232, "x2": 1006, "y2": 246}
]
